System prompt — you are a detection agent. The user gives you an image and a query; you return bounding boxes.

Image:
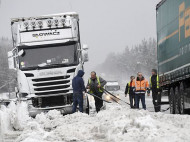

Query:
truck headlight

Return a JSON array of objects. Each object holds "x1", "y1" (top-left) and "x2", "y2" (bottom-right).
[
  {"x1": 18, "y1": 93, "x2": 28, "y2": 98},
  {"x1": 30, "y1": 21, "x2": 36, "y2": 28},
  {"x1": 27, "y1": 99, "x2": 32, "y2": 105},
  {"x1": 54, "y1": 19, "x2": 59, "y2": 26},
  {"x1": 60, "y1": 18, "x2": 66, "y2": 25},
  {"x1": 47, "y1": 19, "x2": 52, "y2": 27},
  {"x1": 23, "y1": 22, "x2": 29, "y2": 28},
  {"x1": 37, "y1": 20, "x2": 43, "y2": 27}
]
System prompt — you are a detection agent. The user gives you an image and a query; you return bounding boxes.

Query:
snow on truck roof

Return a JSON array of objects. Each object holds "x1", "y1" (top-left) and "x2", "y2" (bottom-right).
[
  {"x1": 11, "y1": 12, "x2": 78, "y2": 23},
  {"x1": 156, "y1": 0, "x2": 166, "y2": 10}
]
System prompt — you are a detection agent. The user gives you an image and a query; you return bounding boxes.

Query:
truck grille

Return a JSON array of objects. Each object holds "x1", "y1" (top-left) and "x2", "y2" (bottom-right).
[
  {"x1": 32, "y1": 75, "x2": 70, "y2": 82},
  {"x1": 32, "y1": 75, "x2": 71, "y2": 96},
  {"x1": 34, "y1": 85, "x2": 70, "y2": 91},
  {"x1": 33, "y1": 80, "x2": 70, "y2": 87},
  {"x1": 32, "y1": 94, "x2": 73, "y2": 108}
]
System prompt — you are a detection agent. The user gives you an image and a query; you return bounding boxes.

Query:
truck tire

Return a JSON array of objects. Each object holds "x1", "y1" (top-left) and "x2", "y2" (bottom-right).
[
  {"x1": 175, "y1": 86, "x2": 180, "y2": 114},
  {"x1": 179, "y1": 83, "x2": 185, "y2": 114},
  {"x1": 169, "y1": 87, "x2": 175, "y2": 114}
]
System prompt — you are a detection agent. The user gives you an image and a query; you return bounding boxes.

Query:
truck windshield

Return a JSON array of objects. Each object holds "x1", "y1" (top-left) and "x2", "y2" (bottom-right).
[
  {"x1": 19, "y1": 42, "x2": 79, "y2": 70},
  {"x1": 105, "y1": 85, "x2": 120, "y2": 91}
]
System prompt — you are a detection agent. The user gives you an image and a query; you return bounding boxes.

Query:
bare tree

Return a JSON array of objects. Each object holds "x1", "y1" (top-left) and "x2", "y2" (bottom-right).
[{"x1": 96, "y1": 38, "x2": 157, "y2": 83}]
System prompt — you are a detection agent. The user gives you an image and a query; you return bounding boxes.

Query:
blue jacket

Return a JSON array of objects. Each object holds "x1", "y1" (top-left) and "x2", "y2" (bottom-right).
[{"x1": 72, "y1": 70, "x2": 86, "y2": 94}]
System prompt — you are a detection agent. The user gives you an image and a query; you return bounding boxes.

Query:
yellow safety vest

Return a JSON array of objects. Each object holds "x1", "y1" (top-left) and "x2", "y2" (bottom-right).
[
  {"x1": 88, "y1": 76, "x2": 103, "y2": 93},
  {"x1": 127, "y1": 82, "x2": 130, "y2": 94},
  {"x1": 150, "y1": 75, "x2": 159, "y2": 89}
]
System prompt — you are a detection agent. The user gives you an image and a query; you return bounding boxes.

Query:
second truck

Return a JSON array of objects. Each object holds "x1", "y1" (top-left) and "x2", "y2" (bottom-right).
[{"x1": 156, "y1": 0, "x2": 190, "y2": 114}]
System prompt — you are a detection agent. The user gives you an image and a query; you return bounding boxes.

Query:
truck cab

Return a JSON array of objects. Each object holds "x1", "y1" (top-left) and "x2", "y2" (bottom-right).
[{"x1": 8, "y1": 12, "x2": 89, "y2": 116}]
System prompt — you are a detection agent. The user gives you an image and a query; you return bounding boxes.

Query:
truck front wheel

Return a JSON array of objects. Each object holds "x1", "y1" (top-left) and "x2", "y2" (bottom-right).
[{"x1": 169, "y1": 87, "x2": 175, "y2": 114}]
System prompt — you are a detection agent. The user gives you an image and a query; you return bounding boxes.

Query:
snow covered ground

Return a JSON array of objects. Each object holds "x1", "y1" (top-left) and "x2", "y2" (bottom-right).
[{"x1": 0, "y1": 94, "x2": 190, "y2": 142}]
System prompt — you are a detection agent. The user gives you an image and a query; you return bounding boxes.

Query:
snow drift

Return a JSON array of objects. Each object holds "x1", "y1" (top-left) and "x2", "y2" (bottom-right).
[
  {"x1": 0, "y1": 101, "x2": 31, "y2": 137},
  {"x1": 3, "y1": 103, "x2": 189, "y2": 142}
]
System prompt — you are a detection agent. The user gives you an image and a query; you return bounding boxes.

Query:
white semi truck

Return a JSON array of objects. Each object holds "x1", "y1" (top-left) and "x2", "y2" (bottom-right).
[{"x1": 7, "y1": 12, "x2": 89, "y2": 116}]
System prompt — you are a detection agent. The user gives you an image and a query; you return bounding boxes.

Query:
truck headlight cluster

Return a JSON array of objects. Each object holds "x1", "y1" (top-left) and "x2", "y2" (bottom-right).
[
  {"x1": 23, "y1": 20, "x2": 43, "y2": 29},
  {"x1": 22, "y1": 18, "x2": 69, "y2": 30},
  {"x1": 47, "y1": 18, "x2": 66, "y2": 27}
]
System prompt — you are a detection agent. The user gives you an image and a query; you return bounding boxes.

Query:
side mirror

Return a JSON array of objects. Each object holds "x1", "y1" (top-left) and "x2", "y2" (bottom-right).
[
  {"x1": 18, "y1": 49, "x2": 24, "y2": 56},
  {"x1": 7, "y1": 51, "x2": 16, "y2": 70},
  {"x1": 82, "y1": 44, "x2": 89, "y2": 50},
  {"x1": 15, "y1": 87, "x2": 19, "y2": 93},
  {"x1": 82, "y1": 50, "x2": 89, "y2": 63}
]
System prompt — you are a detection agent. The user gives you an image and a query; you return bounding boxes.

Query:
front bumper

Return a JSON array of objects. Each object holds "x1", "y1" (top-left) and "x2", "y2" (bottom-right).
[
  {"x1": 28, "y1": 94, "x2": 89, "y2": 117},
  {"x1": 28, "y1": 104, "x2": 73, "y2": 117}
]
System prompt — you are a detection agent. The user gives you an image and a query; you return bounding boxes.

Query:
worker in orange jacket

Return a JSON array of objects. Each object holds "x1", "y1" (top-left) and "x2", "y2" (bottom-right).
[{"x1": 134, "y1": 72, "x2": 150, "y2": 110}]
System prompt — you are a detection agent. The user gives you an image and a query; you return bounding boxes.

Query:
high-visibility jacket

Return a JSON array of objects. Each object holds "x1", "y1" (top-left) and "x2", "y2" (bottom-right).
[
  {"x1": 127, "y1": 82, "x2": 130, "y2": 94},
  {"x1": 88, "y1": 76, "x2": 103, "y2": 93},
  {"x1": 127, "y1": 81, "x2": 135, "y2": 94},
  {"x1": 149, "y1": 75, "x2": 159, "y2": 89},
  {"x1": 134, "y1": 78, "x2": 149, "y2": 94}
]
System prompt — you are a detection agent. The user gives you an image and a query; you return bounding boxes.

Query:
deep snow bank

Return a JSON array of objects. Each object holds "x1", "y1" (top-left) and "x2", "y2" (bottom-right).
[
  {"x1": 0, "y1": 101, "x2": 31, "y2": 135},
  {"x1": 15, "y1": 104, "x2": 190, "y2": 142}
]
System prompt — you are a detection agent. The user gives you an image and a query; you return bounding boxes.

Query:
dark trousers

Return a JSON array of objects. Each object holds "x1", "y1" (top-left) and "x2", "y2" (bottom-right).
[
  {"x1": 72, "y1": 93, "x2": 83, "y2": 113},
  {"x1": 135, "y1": 93, "x2": 146, "y2": 110},
  {"x1": 152, "y1": 89, "x2": 161, "y2": 112},
  {"x1": 129, "y1": 93, "x2": 135, "y2": 108},
  {"x1": 94, "y1": 92, "x2": 103, "y2": 113}
]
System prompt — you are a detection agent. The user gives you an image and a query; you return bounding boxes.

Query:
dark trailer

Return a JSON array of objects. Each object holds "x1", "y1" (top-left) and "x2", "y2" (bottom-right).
[{"x1": 156, "y1": 0, "x2": 190, "y2": 114}]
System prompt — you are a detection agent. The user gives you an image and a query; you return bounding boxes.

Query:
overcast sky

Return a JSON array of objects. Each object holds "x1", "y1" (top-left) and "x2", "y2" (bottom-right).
[{"x1": 0, "y1": 0, "x2": 161, "y2": 71}]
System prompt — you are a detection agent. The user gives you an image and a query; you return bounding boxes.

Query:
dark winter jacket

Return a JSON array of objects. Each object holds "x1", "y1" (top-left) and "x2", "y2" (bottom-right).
[
  {"x1": 125, "y1": 81, "x2": 135, "y2": 95},
  {"x1": 151, "y1": 75, "x2": 158, "y2": 90},
  {"x1": 72, "y1": 70, "x2": 86, "y2": 94}
]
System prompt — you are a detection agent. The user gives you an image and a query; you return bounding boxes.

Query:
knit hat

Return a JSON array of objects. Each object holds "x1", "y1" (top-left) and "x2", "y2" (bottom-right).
[{"x1": 152, "y1": 69, "x2": 157, "y2": 74}]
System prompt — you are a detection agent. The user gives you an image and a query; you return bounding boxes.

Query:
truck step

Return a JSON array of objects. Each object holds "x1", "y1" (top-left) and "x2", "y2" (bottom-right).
[{"x1": 160, "y1": 101, "x2": 169, "y2": 105}]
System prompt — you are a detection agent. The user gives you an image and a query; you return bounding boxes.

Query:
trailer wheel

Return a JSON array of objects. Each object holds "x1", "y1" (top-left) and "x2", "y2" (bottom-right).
[
  {"x1": 175, "y1": 86, "x2": 180, "y2": 114},
  {"x1": 169, "y1": 87, "x2": 175, "y2": 114},
  {"x1": 179, "y1": 83, "x2": 185, "y2": 114}
]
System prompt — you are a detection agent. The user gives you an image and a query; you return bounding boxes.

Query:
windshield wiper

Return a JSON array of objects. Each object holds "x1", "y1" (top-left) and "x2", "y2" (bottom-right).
[
  {"x1": 45, "y1": 64, "x2": 65, "y2": 67},
  {"x1": 21, "y1": 66, "x2": 42, "y2": 71},
  {"x1": 38, "y1": 63, "x2": 47, "y2": 67},
  {"x1": 38, "y1": 63, "x2": 74, "y2": 68},
  {"x1": 21, "y1": 63, "x2": 77, "y2": 71}
]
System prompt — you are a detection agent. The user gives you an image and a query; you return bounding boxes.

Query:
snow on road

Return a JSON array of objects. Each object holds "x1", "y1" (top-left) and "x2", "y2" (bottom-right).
[{"x1": 1, "y1": 100, "x2": 190, "y2": 142}]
